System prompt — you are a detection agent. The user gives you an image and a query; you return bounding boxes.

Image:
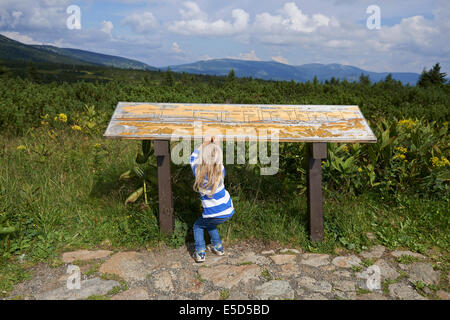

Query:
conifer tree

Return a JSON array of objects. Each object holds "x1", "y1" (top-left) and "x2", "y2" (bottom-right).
[
  {"x1": 417, "y1": 63, "x2": 447, "y2": 87},
  {"x1": 163, "y1": 67, "x2": 174, "y2": 86}
]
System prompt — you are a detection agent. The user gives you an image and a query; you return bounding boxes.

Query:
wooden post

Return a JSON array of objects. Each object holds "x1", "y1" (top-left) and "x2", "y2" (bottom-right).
[
  {"x1": 154, "y1": 140, "x2": 174, "y2": 234},
  {"x1": 306, "y1": 143, "x2": 327, "y2": 242}
]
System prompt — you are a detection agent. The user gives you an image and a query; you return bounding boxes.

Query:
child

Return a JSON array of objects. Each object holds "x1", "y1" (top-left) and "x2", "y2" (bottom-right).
[{"x1": 189, "y1": 136, "x2": 234, "y2": 262}]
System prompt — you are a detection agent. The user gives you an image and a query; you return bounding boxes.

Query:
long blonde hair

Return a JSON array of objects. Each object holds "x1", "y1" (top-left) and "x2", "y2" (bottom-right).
[{"x1": 193, "y1": 143, "x2": 223, "y2": 197}]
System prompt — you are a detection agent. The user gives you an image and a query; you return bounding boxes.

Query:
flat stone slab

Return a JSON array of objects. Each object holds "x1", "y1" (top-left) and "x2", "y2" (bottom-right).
[
  {"x1": 172, "y1": 269, "x2": 205, "y2": 294},
  {"x1": 300, "y1": 253, "x2": 330, "y2": 267},
  {"x1": 391, "y1": 250, "x2": 425, "y2": 259},
  {"x1": 332, "y1": 255, "x2": 361, "y2": 268},
  {"x1": 280, "y1": 248, "x2": 301, "y2": 254},
  {"x1": 269, "y1": 254, "x2": 297, "y2": 265},
  {"x1": 111, "y1": 287, "x2": 149, "y2": 300},
  {"x1": 34, "y1": 278, "x2": 119, "y2": 300},
  {"x1": 254, "y1": 280, "x2": 295, "y2": 300},
  {"x1": 374, "y1": 259, "x2": 400, "y2": 280},
  {"x1": 153, "y1": 270, "x2": 175, "y2": 292},
  {"x1": 202, "y1": 256, "x2": 227, "y2": 267},
  {"x1": 62, "y1": 250, "x2": 113, "y2": 263},
  {"x1": 301, "y1": 293, "x2": 328, "y2": 300},
  {"x1": 331, "y1": 279, "x2": 356, "y2": 293},
  {"x1": 297, "y1": 276, "x2": 332, "y2": 293},
  {"x1": 201, "y1": 291, "x2": 221, "y2": 300},
  {"x1": 359, "y1": 245, "x2": 386, "y2": 260},
  {"x1": 388, "y1": 283, "x2": 426, "y2": 300},
  {"x1": 407, "y1": 262, "x2": 440, "y2": 285},
  {"x1": 279, "y1": 263, "x2": 301, "y2": 277},
  {"x1": 356, "y1": 293, "x2": 389, "y2": 300},
  {"x1": 99, "y1": 251, "x2": 154, "y2": 281},
  {"x1": 230, "y1": 252, "x2": 271, "y2": 265},
  {"x1": 436, "y1": 290, "x2": 450, "y2": 300},
  {"x1": 197, "y1": 264, "x2": 261, "y2": 289}
]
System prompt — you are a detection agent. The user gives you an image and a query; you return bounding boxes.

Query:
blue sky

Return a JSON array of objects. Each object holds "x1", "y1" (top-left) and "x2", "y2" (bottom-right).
[{"x1": 0, "y1": 0, "x2": 449, "y2": 73}]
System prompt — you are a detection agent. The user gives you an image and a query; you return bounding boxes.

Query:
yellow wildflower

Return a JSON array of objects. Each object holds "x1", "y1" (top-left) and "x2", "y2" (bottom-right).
[
  {"x1": 58, "y1": 113, "x2": 68, "y2": 122},
  {"x1": 41, "y1": 120, "x2": 49, "y2": 126},
  {"x1": 431, "y1": 156, "x2": 450, "y2": 167},
  {"x1": 393, "y1": 154, "x2": 406, "y2": 160},
  {"x1": 395, "y1": 146, "x2": 407, "y2": 153},
  {"x1": 71, "y1": 125, "x2": 82, "y2": 131},
  {"x1": 54, "y1": 116, "x2": 58, "y2": 121},
  {"x1": 398, "y1": 119, "x2": 417, "y2": 129},
  {"x1": 94, "y1": 143, "x2": 101, "y2": 148},
  {"x1": 357, "y1": 167, "x2": 363, "y2": 173},
  {"x1": 16, "y1": 145, "x2": 26, "y2": 150}
]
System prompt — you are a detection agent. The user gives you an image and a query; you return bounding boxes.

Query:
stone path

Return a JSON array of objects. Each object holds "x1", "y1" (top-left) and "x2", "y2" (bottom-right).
[{"x1": 6, "y1": 241, "x2": 449, "y2": 300}]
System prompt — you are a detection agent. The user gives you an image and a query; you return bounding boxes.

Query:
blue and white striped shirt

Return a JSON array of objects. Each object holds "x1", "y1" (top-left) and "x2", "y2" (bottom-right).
[{"x1": 190, "y1": 148, "x2": 235, "y2": 219}]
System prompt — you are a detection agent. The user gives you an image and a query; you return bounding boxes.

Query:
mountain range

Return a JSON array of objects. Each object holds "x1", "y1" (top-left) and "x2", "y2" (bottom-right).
[
  {"x1": 167, "y1": 59, "x2": 420, "y2": 84},
  {"x1": 0, "y1": 33, "x2": 422, "y2": 84}
]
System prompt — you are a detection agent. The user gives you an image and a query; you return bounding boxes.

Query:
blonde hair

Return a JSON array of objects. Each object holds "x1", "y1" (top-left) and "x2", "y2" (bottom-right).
[{"x1": 193, "y1": 143, "x2": 223, "y2": 197}]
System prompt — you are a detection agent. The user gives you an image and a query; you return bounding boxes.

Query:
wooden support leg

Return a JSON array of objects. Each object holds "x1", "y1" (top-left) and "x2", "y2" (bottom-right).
[
  {"x1": 154, "y1": 140, "x2": 174, "y2": 234},
  {"x1": 306, "y1": 143, "x2": 327, "y2": 242}
]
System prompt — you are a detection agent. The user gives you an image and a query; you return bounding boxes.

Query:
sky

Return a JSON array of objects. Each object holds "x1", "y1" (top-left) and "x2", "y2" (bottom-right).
[{"x1": 0, "y1": 0, "x2": 449, "y2": 73}]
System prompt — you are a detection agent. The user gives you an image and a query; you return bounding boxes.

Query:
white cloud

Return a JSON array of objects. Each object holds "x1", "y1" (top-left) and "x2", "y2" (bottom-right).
[
  {"x1": 0, "y1": 0, "x2": 70, "y2": 30},
  {"x1": 228, "y1": 50, "x2": 260, "y2": 61},
  {"x1": 253, "y1": 2, "x2": 334, "y2": 35},
  {"x1": 377, "y1": 16, "x2": 438, "y2": 48},
  {"x1": 101, "y1": 21, "x2": 114, "y2": 37},
  {"x1": 122, "y1": 11, "x2": 158, "y2": 33},
  {"x1": 179, "y1": 1, "x2": 207, "y2": 20},
  {"x1": 168, "y1": 2, "x2": 249, "y2": 36},
  {"x1": 240, "y1": 50, "x2": 259, "y2": 61},
  {"x1": 172, "y1": 42, "x2": 183, "y2": 53},
  {"x1": 199, "y1": 54, "x2": 214, "y2": 61},
  {"x1": 271, "y1": 55, "x2": 288, "y2": 64},
  {"x1": 0, "y1": 31, "x2": 42, "y2": 44}
]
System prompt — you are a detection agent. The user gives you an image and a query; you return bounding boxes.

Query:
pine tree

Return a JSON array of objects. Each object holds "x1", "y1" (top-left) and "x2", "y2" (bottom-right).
[
  {"x1": 226, "y1": 68, "x2": 236, "y2": 83},
  {"x1": 181, "y1": 72, "x2": 190, "y2": 85},
  {"x1": 359, "y1": 73, "x2": 371, "y2": 86},
  {"x1": 384, "y1": 73, "x2": 393, "y2": 83},
  {"x1": 26, "y1": 60, "x2": 41, "y2": 83},
  {"x1": 0, "y1": 59, "x2": 11, "y2": 78},
  {"x1": 313, "y1": 75, "x2": 319, "y2": 85},
  {"x1": 162, "y1": 67, "x2": 174, "y2": 86},
  {"x1": 417, "y1": 63, "x2": 447, "y2": 87}
]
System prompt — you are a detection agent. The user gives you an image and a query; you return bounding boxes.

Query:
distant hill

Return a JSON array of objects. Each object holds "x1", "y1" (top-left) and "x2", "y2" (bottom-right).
[
  {"x1": 0, "y1": 34, "x2": 94, "y2": 66},
  {"x1": 0, "y1": 33, "x2": 156, "y2": 70},
  {"x1": 32, "y1": 45, "x2": 157, "y2": 71},
  {"x1": 167, "y1": 59, "x2": 421, "y2": 85}
]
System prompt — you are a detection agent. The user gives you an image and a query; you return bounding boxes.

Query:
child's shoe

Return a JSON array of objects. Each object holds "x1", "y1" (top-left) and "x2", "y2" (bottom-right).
[
  {"x1": 193, "y1": 250, "x2": 206, "y2": 262},
  {"x1": 208, "y1": 244, "x2": 224, "y2": 256}
]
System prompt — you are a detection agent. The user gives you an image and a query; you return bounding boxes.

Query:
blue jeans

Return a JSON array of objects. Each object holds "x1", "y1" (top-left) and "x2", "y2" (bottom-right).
[{"x1": 193, "y1": 216, "x2": 231, "y2": 253}]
